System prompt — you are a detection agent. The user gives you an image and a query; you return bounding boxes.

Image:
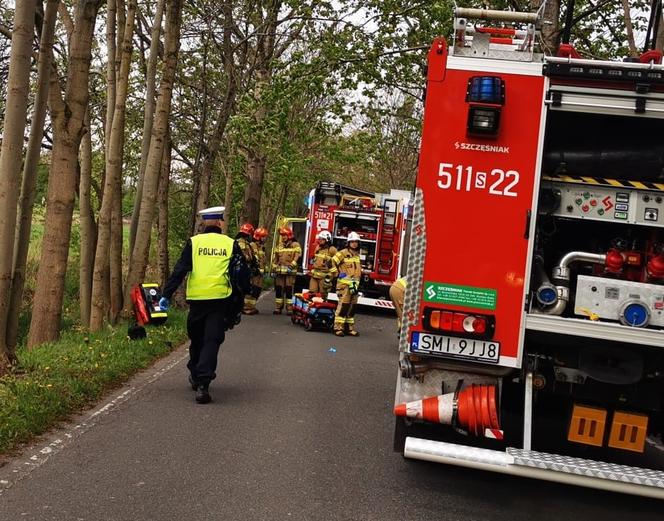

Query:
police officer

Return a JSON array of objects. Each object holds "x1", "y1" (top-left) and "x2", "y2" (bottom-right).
[
  {"x1": 159, "y1": 206, "x2": 243, "y2": 404},
  {"x1": 331, "y1": 231, "x2": 362, "y2": 337},
  {"x1": 272, "y1": 227, "x2": 301, "y2": 314},
  {"x1": 309, "y1": 230, "x2": 337, "y2": 299},
  {"x1": 244, "y1": 227, "x2": 268, "y2": 314}
]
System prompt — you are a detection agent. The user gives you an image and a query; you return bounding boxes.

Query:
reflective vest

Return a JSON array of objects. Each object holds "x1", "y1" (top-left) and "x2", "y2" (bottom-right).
[
  {"x1": 186, "y1": 233, "x2": 235, "y2": 300},
  {"x1": 273, "y1": 240, "x2": 302, "y2": 274}
]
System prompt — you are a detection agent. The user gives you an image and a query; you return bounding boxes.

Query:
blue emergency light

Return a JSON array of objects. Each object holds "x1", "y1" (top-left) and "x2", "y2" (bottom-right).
[{"x1": 466, "y1": 76, "x2": 505, "y2": 104}]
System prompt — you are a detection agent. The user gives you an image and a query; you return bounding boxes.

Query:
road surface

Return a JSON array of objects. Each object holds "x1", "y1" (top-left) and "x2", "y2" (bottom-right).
[{"x1": 0, "y1": 295, "x2": 662, "y2": 520}]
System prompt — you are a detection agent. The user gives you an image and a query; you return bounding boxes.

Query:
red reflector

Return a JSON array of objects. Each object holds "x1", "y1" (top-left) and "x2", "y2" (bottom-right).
[
  {"x1": 430, "y1": 310, "x2": 441, "y2": 329},
  {"x1": 441, "y1": 311, "x2": 454, "y2": 330},
  {"x1": 452, "y1": 313, "x2": 466, "y2": 332}
]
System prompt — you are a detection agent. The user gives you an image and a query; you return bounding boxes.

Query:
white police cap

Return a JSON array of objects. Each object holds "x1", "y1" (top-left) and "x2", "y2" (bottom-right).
[{"x1": 198, "y1": 206, "x2": 225, "y2": 220}]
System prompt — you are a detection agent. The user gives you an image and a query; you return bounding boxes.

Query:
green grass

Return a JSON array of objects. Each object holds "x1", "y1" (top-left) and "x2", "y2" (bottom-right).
[{"x1": 0, "y1": 310, "x2": 188, "y2": 454}]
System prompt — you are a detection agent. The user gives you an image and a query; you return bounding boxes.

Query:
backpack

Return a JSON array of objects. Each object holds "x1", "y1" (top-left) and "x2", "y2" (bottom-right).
[{"x1": 225, "y1": 247, "x2": 252, "y2": 331}]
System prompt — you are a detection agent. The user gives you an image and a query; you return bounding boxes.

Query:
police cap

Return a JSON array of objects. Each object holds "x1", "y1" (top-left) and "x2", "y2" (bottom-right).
[{"x1": 198, "y1": 206, "x2": 225, "y2": 220}]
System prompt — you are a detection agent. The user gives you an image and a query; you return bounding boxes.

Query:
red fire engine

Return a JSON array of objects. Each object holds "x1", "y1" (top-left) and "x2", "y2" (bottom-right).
[
  {"x1": 276, "y1": 181, "x2": 411, "y2": 309},
  {"x1": 394, "y1": 5, "x2": 664, "y2": 498}
]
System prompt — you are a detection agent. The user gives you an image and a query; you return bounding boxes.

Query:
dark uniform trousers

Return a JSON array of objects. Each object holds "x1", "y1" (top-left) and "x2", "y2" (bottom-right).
[{"x1": 186, "y1": 299, "x2": 228, "y2": 385}]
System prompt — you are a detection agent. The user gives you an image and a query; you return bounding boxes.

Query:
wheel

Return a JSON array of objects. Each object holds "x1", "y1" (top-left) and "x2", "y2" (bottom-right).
[
  {"x1": 304, "y1": 318, "x2": 314, "y2": 331},
  {"x1": 393, "y1": 417, "x2": 409, "y2": 453},
  {"x1": 291, "y1": 313, "x2": 297, "y2": 324}
]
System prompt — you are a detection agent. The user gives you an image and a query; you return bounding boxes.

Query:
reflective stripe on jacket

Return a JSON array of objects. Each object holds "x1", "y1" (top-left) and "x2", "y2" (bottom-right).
[
  {"x1": 273, "y1": 240, "x2": 301, "y2": 274},
  {"x1": 186, "y1": 233, "x2": 235, "y2": 300},
  {"x1": 310, "y1": 245, "x2": 338, "y2": 278},
  {"x1": 332, "y1": 247, "x2": 362, "y2": 283}
]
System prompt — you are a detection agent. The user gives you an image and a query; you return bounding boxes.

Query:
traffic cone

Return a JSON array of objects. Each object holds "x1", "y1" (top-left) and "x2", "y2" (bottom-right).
[{"x1": 394, "y1": 384, "x2": 500, "y2": 436}]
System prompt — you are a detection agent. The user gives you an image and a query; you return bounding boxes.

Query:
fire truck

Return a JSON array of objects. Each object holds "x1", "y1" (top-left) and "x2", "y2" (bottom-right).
[
  {"x1": 394, "y1": 4, "x2": 664, "y2": 498},
  {"x1": 274, "y1": 182, "x2": 411, "y2": 309}
]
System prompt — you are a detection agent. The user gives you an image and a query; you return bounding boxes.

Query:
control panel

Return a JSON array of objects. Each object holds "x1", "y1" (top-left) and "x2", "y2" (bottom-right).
[
  {"x1": 575, "y1": 275, "x2": 664, "y2": 328},
  {"x1": 541, "y1": 181, "x2": 664, "y2": 228}
]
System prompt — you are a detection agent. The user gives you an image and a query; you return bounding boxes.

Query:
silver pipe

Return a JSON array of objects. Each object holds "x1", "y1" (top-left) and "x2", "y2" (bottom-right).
[
  {"x1": 554, "y1": 251, "x2": 607, "y2": 281},
  {"x1": 454, "y1": 7, "x2": 539, "y2": 23}
]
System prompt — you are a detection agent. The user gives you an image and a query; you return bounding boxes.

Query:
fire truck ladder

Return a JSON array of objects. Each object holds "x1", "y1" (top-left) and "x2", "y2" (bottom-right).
[{"x1": 378, "y1": 199, "x2": 399, "y2": 275}]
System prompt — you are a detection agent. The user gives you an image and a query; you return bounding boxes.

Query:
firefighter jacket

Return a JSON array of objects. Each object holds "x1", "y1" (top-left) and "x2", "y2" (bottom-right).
[
  {"x1": 332, "y1": 247, "x2": 362, "y2": 285},
  {"x1": 272, "y1": 239, "x2": 301, "y2": 275},
  {"x1": 237, "y1": 236, "x2": 254, "y2": 264},
  {"x1": 185, "y1": 233, "x2": 235, "y2": 300},
  {"x1": 310, "y1": 244, "x2": 338, "y2": 279},
  {"x1": 250, "y1": 241, "x2": 266, "y2": 274}
]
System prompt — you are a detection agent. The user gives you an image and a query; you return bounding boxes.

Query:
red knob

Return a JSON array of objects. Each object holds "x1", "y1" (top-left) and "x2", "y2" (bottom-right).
[
  {"x1": 648, "y1": 254, "x2": 664, "y2": 279},
  {"x1": 605, "y1": 249, "x2": 625, "y2": 273}
]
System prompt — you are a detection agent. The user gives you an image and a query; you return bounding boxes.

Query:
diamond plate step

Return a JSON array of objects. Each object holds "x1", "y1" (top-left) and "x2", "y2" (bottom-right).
[{"x1": 508, "y1": 448, "x2": 664, "y2": 488}]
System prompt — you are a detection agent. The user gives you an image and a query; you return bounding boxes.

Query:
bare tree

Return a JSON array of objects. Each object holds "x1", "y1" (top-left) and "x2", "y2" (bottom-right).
[
  {"x1": 0, "y1": 0, "x2": 37, "y2": 368},
  {"x1": 28, "y1": 0, "x2": 102, "y2": 347}
]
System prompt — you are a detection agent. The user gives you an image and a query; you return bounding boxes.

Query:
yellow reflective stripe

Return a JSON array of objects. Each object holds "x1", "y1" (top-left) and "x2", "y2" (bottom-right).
[{"x1": 151, "y1": 312, "x2": 167, "y2": 318}]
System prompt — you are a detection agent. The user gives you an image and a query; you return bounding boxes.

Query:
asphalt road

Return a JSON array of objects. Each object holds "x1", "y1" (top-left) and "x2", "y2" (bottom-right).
[{"x1": 1, "y1": 294, "x2": 663, "y2": 520}]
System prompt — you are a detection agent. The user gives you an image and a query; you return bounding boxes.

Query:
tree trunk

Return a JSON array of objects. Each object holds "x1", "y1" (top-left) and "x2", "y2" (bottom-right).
[
  {"x1": 242, "y1": 148, "x2": 266, "y2": 226},
  {"x1": 621, "y1": 0, "x2": 638, "y2": 57},
  {"x1": 110, "y1": 175, "x2": 123, "y2": 323},
  {"x1": 28, "y1": 0, "x2": 102, "y2": 348},
  {"x1": 157, "y1": 134, "x2": 171, "y2": 288},
  {"x1": 6, "y1": 0, "x2": 60, "y2": 351},
  {"x1": 90, "y1": 0, "x2": 136, "y2": 331},
  {"x1": 129, "y1": 0, "x2": 165, "y2": 254},
  {"x1": 540, "y1": 0, "x2": 561, "y2": 55},
  {"x1": 0, "y1": 0, "x2": 38, "y2": 367},
  {"x1": 657, "y1": 11, "x2": 664, "y2": 52},
  {"x1": 79, "y1": 109, "x2": 96, "y2": 329},
  {"x1": 105, "y1": 0, "x2": 116, "y2": 155},
  {"x1": 222, "y1": 161, "x2": 233, "y2": 235},
  {"x1": 123, "y1": 0, "x2": 183, "y2": 313}
]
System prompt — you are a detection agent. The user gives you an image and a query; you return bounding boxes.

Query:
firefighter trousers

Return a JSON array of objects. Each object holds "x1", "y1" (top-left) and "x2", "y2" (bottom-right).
[
  {"x1": 186, "y1": 299, "x2": 228, "y2": 385},
  {"x1": 334, "y1": 283, "x2": 359, "y2": 331},
  {"x1": 308, "y1": 276, "x2": 331, "y2": 299},
  {"x1": 244, "y1": 275, "x2": 263, "y2": 312},
  {"x1": 389, "y1": 282, "x2": 405, "y2": 329},
  {"x1": 274, "y1": 275, "x2": 295, "y2": 312}
]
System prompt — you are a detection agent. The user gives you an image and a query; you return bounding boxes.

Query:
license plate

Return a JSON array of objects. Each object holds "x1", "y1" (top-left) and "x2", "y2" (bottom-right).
[{"x1": 410, "y1": 332, "x2": 500, "y2": 364}]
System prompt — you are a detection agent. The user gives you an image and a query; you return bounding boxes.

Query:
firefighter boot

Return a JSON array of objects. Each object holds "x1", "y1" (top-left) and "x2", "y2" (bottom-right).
[
  {"x1": 195, "y1": 384, "x2": 211, "y2": 404},
  {"x1": 346, "y1": 321, "x2": 359, "y2": 337},
  {"x1": 274, "y1": 298, "x2": 284, "y2": 315},
  {"x1": 333, "y1": 316, "x2": 345, "y2": 337}
]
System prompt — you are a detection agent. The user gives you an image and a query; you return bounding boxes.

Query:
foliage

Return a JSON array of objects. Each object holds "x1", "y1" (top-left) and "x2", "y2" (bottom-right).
[{"x1": 0, "y1": 310, "x2": 188, "y2": 453}]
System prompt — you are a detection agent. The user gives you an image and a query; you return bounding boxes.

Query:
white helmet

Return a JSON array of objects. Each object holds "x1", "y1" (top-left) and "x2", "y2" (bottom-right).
[
  {"x1": 317, "y1": 230, "x2": 332, "y2": 242},
  {"x1": 347, "y1": 231, "x2": 361, "y2": 243}
]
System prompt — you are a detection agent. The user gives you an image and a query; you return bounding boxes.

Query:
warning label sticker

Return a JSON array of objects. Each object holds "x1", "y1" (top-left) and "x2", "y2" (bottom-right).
[{"x1": 423, "y1": 282, "x2": 497, "y2": 310}]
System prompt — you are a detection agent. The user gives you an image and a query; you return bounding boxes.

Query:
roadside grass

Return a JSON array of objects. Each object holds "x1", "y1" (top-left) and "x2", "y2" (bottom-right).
[{"x1": 0, "y1": 310, "x2": 188, "y2": 454}]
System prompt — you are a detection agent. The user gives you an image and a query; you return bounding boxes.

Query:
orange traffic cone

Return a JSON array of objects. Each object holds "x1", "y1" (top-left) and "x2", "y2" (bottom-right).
[{"x1": 394, "y1": 384, "x2": 500, "y2": 437}]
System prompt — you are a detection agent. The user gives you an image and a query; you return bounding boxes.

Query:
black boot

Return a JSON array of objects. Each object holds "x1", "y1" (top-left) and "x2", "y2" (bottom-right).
[{"x1": 195, "y1": 384, "x2": 211, "y2": 404}]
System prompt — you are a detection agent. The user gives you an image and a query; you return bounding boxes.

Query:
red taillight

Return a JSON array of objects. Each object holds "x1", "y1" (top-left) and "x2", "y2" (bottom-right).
[{"x1": 423, "y1": 308, "x2": 495, "y2": 339}]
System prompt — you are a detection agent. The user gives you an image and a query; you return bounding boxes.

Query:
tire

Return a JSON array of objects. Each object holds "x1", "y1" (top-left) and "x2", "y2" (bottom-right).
[
  {"x1": 394, "y1": 417, "x2": 409, "y2": 453},
  {"x1": 291, "y1": 313, "x2": 297, "y2": 324},
  {"x1": 304, "y1": 318, "x2": 314, "y2": 331}
]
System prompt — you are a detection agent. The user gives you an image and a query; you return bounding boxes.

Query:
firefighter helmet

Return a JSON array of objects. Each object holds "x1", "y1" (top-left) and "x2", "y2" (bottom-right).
[
  {"x1": 317, "y1": 230, "x2": 332, "y2": 242},
  {"x1": 279, "y1": 227, "x2": 294, "y2": 240},
  {"x1": 253, "y1": 227, "x2": 268, "y2": 241},
  {"x1": 239, "y1": 223, "x2": 255, "y2": 236},
  {"x1": 347, "y1": 231, "x2": 361, "y2": 243}
]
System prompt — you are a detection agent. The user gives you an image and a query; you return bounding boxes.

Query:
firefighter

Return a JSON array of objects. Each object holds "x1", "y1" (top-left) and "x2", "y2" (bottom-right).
[
  {"x1": 159, "y1": 206, "x2": 248, "y2": 404},
  {"x1": 272, "y1": 227, "x2": 301, "y2": 314},
  {"x1": 235, "y1": 223, "x2": 256, "y2": 314},
  {"x1": 308, "y1": 230, "x2": 337, "y2": 299},
  {"x1": 389, "y1": 276, "x2": 407, "y2": 329},
  {"x1": 244, "y1": 227, "x2": 268, "y2": 314},
  {"x1": 331, "y1": 231, "x2": 362, "y2": 337}
]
